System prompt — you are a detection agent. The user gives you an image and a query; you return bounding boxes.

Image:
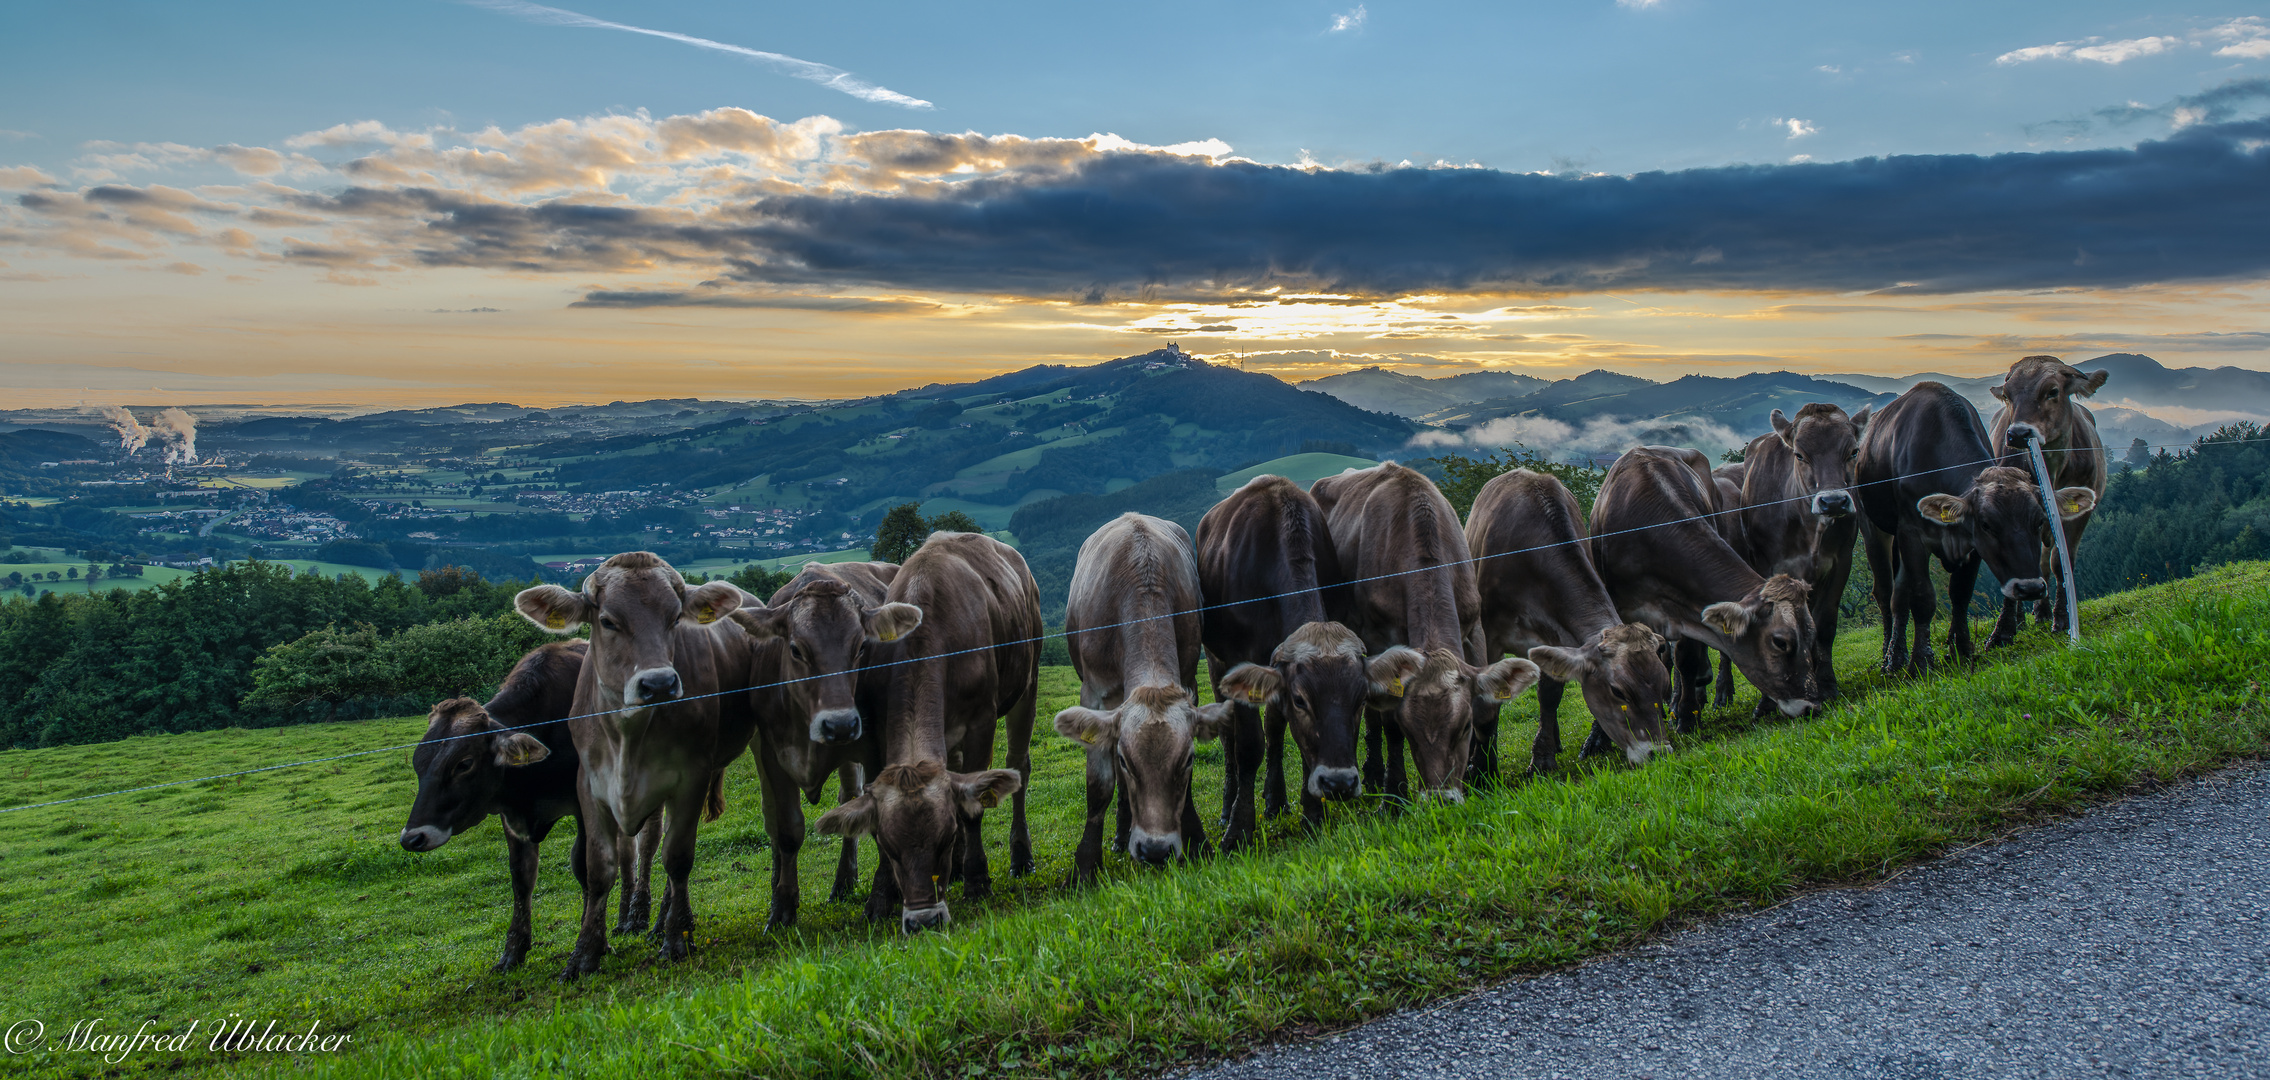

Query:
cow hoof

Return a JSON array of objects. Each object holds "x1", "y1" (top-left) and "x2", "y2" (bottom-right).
[
  {"x1": 660, "y1": 932, "x2": 691, "y2": 961},
  {"x1": 557, "y1": 952, "x2": 603, "y2": 982},
  {"x1": 962, "y1": 879, "x2": 994, "y2": 902},
  {"x1": 1011, "y1": 856, "x2": 1035, "y2": 878},
  {"x1": 765, "y1": 910, "x2": 797, "y2": 932},
  {"x1": 491, "y1": 952, "x2": 525, "y2": 974}
]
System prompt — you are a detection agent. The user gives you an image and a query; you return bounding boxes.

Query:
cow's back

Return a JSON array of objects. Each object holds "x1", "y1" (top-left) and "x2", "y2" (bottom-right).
[
  {"x1": 1465, "y1": 469, "x2": 1619, "y2": 644},
  {"x1": 1198, "y1": 475, "x2": 1341, "y2": 663},
  {"x1": 876, "y1": 533, "x2": 1043, "y2": 760},
  {"x1": 1858, "y1": 382, "x2": 1994, "y2": 537},
  {"x1": 1068, "y1": 513, "x2": 1203, "y2": 700},
  {"x1": 1313, "y1": 462, "x2": 1477, "y2": 652}
]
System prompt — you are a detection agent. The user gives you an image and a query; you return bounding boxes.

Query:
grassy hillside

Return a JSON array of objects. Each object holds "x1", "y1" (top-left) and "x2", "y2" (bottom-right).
[
  {"x1": 1215, "y1": 452, "x2": 1379, "y2": 493},
  {"x1": 1, "y1": 564, "x2": 2265, "y2": 1077}
]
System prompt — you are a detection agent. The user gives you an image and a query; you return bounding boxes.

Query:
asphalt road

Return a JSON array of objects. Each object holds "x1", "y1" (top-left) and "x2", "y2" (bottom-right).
[{"x1": 1187, "y1": 765, "x2": 2270, "y2": 1080}]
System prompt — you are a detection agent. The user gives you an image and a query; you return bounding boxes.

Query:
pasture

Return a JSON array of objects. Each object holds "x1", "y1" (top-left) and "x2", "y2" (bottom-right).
[{"x1": 0, "y1": 564, "x2": 2265, "y2": 1078}]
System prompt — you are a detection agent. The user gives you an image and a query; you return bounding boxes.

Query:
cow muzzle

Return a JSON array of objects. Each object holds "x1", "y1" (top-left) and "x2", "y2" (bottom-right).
[
  {"x1": 1810, "y1": 489, "x2": 1854, "y2": 518},
  {"x1": 1307, "y1": 766, "x2": 1361, "y2": 800},
  {"x1": 1419, "y1": 787, "x2": 1466, "y2": 805},
  {"x1": 1774, "y1": 698, "x2": 1819, "y2": 718},
  {"x1": 399, "y1": 824, "x2": 451, "y2": 852},
  {"x1": 2003, "y1": 577, "x2": 2049, "y2": 601},
  {"x1": 625, "y1": 666, "x2": 682, "y2": 706},
  {"x1": 1129, "y1": 827, "x2": 1183, "y2": 867},
  {"x1": 900, "y1": 902, "x2": 951, "y2": 934},
  {"x1": 808, "y1": 708, "x2": 863, "y2": 744},
  {"x1": 1622, "y1": 740, "x2": 1662, "y2": 766}
]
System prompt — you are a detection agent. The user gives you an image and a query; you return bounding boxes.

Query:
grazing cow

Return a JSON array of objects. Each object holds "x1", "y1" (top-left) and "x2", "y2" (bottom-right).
[
  {"x1": 1196, "y1": 475, "x2": 1420, "y2": 833},
  {"x1": 727, "y1": 562, "x2": 920, "y2": 929},
  {"x1": 1735, "y1": 404, "x2": 1872, "y2": 702},
  {"x1": 1465, "y1": 469, "x2": 1673, "y2": 774},
  {"x1": 1312, "y1": 463, "x2": 1539, "y2": 801},
  {"x1": 515, "y1": 552, "x2": 756, "y2": 978},
  {"x1": 1591, "y1": 446, "x2": 1823, "y2": 728},
  {"x1": 1856, "y1": 383, "x2": 2097, "y2": 672},
  {"x1": 1051, "y1": 514, "x2": 1237, "y2": 881},
  {"x1": 1988, "y1": 355, "x2": 2110, "y2": 632},
  {"x1": 1706, "y1": 459, "x2": 1751, "y2": 709},
  {"x1": 815, "y1": 532, "x2": 1038, "y2": 933},
  {"x1": 400, "y1": 641, "x2": 657, "y2": 971}
]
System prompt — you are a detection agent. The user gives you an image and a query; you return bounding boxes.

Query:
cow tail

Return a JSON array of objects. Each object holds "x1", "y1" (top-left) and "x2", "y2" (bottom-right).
[{"x1": 704, "y1": 769, "x2": 727, "y2": 822}]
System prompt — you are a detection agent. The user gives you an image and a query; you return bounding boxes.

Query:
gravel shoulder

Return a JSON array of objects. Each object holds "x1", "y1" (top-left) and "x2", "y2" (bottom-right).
[{"x1": 1186, "y1": 764, "x2": 2270, "y2": 1080}]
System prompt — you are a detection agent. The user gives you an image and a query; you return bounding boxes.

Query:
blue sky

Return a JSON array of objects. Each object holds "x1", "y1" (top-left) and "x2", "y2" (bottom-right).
[{"x1": 2, "y1": 2, "x2": 2266, "y2": 407}]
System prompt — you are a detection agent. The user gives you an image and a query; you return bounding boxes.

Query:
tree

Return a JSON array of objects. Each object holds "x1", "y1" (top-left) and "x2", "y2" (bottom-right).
[
  {"x1": 2124, "y1": 437, "x2": 2151, "y2": 472},
  {"x1": 929, "y1": 510, "x2": 983, "y2": 534},
  {"x1": 1419, "y1": 445, "x2": 1609, "y2": 519},
  {"x1": 727, "y1": 563, "x2": 795, "y2": 600},
  {"x1": 83, "y1": 564, "x2": 102, "y2": 591},
  {"x1": 871, "y1": 503, "x2": 930, "y2": 563}
]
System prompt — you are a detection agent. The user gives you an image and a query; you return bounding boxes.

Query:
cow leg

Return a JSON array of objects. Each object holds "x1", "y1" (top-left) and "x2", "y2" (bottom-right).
[
  {"x1": 1005, "y1": 667, "x2": 1037, "y2": 878},
  {"x1": 1112, "y1": 771, "x2": 1133, "y2": 854},
  {"x1": 1222, "y1": 699, "x2": 1264, "y2": 852},
  {"x1": 1812, "y1": 548, "x2": 1852, "y2": 702},
  {"x1": 1072, "y1": 753, "x2": 1114, "y2": 885},
  {"x1": 960, "y1": 807, "x2": 994, "y2": 901},
  {"x1": 1179, "y1": 782, "x2": 1213, "y2": 861},
  {"x1": 1866, "y1": 524, "x2": 1904, "y2": 674},
  {"x1": 1672, "y1": 640, "x2": 1711, "y2": 734},
  {"x1": 1298, "y1": 750, "x2": 1327, "y2": 831},
  {"x1": 1532, "y1": 678, "x2": 1565, "y2": 774},
  {"x1": 864, "y1": 855, "x2": 900, "y2": 925},
  {"x1": 1895, "y1": 535, "x2": 1936, "y2": 672},
  {"x1": 1711, "y1": 650, "x2": 1735, "y2": 708},
  {"x1": 1989, "y1": 597, "x2": 2023, "y2": 650},
  {"x1": 560, "y1": 791, "x2": 619, "y2": 980},
  {"x1": 1384, "y1": 715, "x2": 1409, "y2": 803},
  {"x1": 615, "y1": 814, "x2": 659, "y2": 936},
  {"x1": 1363, "y1": 708, "x2": 1387, "y2": 794},
  {"x1": 497, "y1": 817, "x2": 540, "y2": 973},
  {"x1": 757, "y1": 751, "x2": 804, "y2": 931},
  {"x1": 568, "y1": 812, "x2": 589, "y2": 890},
  {"x1": 1469, "y1": 694, "x2": 1503, "y2": 791},
  {"x1": 830, "y1": 763, "x2": 863, "y2": 903},
  {"x1": 1260, "y1": 701, "x2": 1289, "y2": 819},
  {"x1": 1946, "y1": 554, "x2": 1982, "y2": 661},
  {"x1": 654, "y1": 789, "x2": 705, "y2": 961}
]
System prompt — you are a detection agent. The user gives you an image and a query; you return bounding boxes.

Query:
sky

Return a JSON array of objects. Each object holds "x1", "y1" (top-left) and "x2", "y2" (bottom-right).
[{"x1": 2, "y1": 1, "x2": 2267, "y2": 408}]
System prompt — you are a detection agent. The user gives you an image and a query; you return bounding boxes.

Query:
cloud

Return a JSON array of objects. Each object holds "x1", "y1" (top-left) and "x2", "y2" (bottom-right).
[
  {"x1": 1408, "y1": 412, "x2": 1749, "y2": 457},
  {"x1": 1328, "y1": 5, "x2": 1367, "y2": 33},
  {"x1": 1774, "y1": 117, "x2": 1817, "y2": 139},
  {"x1": 1616, "y1": 0, "x2": 1664, "y2": 9},
  {"x1": 2000, "y1": 19, "x2": 2270, "y2": 67},
  {"x1": 2025, "y1": 77, "x2": 2270, "y2": 139},
  {"x1": 2211, "y1": 17, "x2": 2270, "y2": 59},
  {"x1": 0, "y1": 165, "x2": 58, "y2": 188},
  {"x1": 570, "y1": 289, "x2": 941, "y2": 313},
  {"x1": 465, "y1": 0, "x2": 933, "y2": 109}
]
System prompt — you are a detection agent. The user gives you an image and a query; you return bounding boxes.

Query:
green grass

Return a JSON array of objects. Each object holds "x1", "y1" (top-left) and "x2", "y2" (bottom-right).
[
  {"x1": 1215, "y1": 452, "x2": 1381, "y2": 492},
  {"x1": 1, "y1": 564, "x2": 2267, "y2": 1078},
  {"x1": 3, "y1": 564, "x2": 201, "y2": 594}
]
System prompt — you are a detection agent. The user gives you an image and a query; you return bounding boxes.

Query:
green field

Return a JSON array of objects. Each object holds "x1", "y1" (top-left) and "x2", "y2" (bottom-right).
[
  {"x1": 1, "y1": 564, "x2": 2266, "y2": 1078},
  {"x1": 1216, "y1": 452, "x2": 1381, "y2": 492},
  {"x1": 3, "y1": 563, "x2": 202, "y2": 594}
]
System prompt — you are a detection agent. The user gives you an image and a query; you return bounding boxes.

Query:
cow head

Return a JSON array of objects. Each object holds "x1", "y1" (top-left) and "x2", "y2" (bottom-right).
[
  {"x1": 515, "y1": 552, "x2": 741, "y2": 712},
  {"x1": 1916, "y1": 466, "x2": 2095, "y2": 602},
  {"x1": 400, "y1": 698, "x2": 551, "y2": 852},
  {"x1": 1052, "y1": 686, "x2": 1235, "y2": 865},
  {"x1": 1525, "y1": 622, "x2": 1672, "y2": 764},
  {"x1": 1213, "y1": 624, "x2": 1422, "y2": 802},
  {"x1": 729, "y1": 578, "x2": 921, "y2": 744},
  {"x1": 1991, "y1": 355, "x2": 2107, "y2": 449},
  {"x1": 1770, "y1": 403, "x2": 1871, "y2": 520},
  {"x1": 1381, "y1": 648, "x2": 1541, "y2": 801},
  {"x1": 1699, "y1": 574, "x2": 1820, "y2": 716},
  {"x1": 813, "y1": 760, "x2": 1021, "y2": 933}
]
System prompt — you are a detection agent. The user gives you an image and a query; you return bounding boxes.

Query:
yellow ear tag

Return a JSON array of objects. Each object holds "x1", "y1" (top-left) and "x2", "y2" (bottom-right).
[
  {"x1": 546, "y1": 613, "x2": 568, "y2": 629},
  {"x1": 694, "y1": 604, "x2": 714, "y2": 623},
  {"x1": 1938, "y1": 507, "x2": 1958, "y2": 523},
  {"x1": 879, "y1": 627, "x2": 899, "y2": 643},
  {"x1": 2063, "y1": 499, "x2": 2081, "y2": 514},
  {"x1": 1078, "y1": 730, "x2": 1097, "y2": 745},
  {"x1": 1247, "y1": 690, "x2": 1267, "y2": 705},
  {"x1": 1388, "y1": 677, "x2": 1405, "y2": 698}
]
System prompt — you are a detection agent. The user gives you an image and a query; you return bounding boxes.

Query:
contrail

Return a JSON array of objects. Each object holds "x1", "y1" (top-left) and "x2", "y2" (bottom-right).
[{"x1": 467, "y1": 0, "x2": 934, "y2": 110}]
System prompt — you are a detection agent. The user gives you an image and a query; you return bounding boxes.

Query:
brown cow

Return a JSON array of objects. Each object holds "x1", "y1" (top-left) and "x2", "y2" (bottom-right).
[
  {"x1": 1312, "y1": 462, "x2": 1539, "y2": 801},
  {"x1": 1988, "y1": 355, "x2": 2109, "y2": 632},
  {"x1": 1465, "y1": 469, "x2": 1672, "y2": 775},
  {"x1": 1734, "y1": 403, "x2": 1871, "y2": 702},
  {"x1": 515, "y1": 552, "x2": 756, "y2": 978},
  {"x1": 727, "y1": 561, "x2": 920, "y2": 929},
  {"x1": 1199, "y1": 477, "x2": 1418, "y2": 833},
  {"x1": 400, "y1": 640, "x2": 657, "y2": 971},
  {"x1": 1052, "y1": 514, "x2": 1236, "y2": 881},
  {"x1": 1706, "y1": 460, "x2": 1751, "y2": 708},
  {"x1": 1591, "y1": 447, "x2": 1822, "y2": 729},
  {"x1": 815, "y1": 532, "x2": 1038, "y2": 933}
]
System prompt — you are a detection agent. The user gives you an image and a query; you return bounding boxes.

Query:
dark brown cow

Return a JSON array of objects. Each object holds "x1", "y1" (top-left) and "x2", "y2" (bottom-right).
[
  {"x1": 1312, "y1": 462, "x2": 1539, "y2": 802},
  {"x1": 1052, "y1": 514, "x2": 1235, "y2": 881},
  {"x1": 401, "y1": 641, "x2": 656, "y2": 971},
  {"x1": 1988, "y1": 355, "x2": 2110, "y2": 632},
  {"x1": 815, "y1": 532, "x2": 1038, "y2": 933},
  {"x1": 1591, "y1": 446, "x2": 1822, "y2": 729},
  {"x1": 515, "y1": 552, "x2": 755, "y2": 978},
  {"x1": 1735, "y1": 403, "x2": 1871, "y2": 701},
  {"x1": 1857, "y1": 382, "x2": 2096, "y2": 670},
  {"x1": 1465, "y1": 469, "x2": 1673, "y2": 775},
  {"x1": 727, "y1": 561, "x2": 920, "y2": 929},
  {"x1": 1196, "y1": 475, "x2": 1420, "y2": 835}
]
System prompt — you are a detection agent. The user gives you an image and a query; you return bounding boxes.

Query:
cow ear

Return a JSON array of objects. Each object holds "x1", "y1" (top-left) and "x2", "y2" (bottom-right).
[
  {"x1": 862, "y1": 602, "x2": 923, "y2": 644},
  {"x1": 1916, "y1": 494, "x2": 1968, "y2": 526},
  {"x1": 954, "y1": 769, "x2": 1023, "y2": 816},
  {"x1": 1189, "y1": 702, "x2": 1235, "y2": 741},
  {"x1": 681, "y1": 580, "x2": 743, "y2": 625},
  {"x1": 726, "y1": 605, "x2": 790, "y2": 642},
  {"x1": 492, "y1": 732, "x2": 550, "y2": 768},
  {"x1": 1850, "y1": 405, "x2": 1871, "y2": 433},
  {"x1": 1474, "y1": 657, "x2": 1541, "y2": 702},
  {"x1": 1525, "y1": 644, "x2": 1591, "y2": 683},
  {"x1": 1052, "y1": 706, "x2": 1121, "y2": 751},
  {"x1": 1770, "y1": 408, "x2": 1794, "y2": 447},
  {"x1": 1366, "y1": 646, "x2": 1426, "y2": 699},
  {"x1": 516, "y1": 585, "x2": 592, "y2": 633},
  {"x1": 1701, "y1": 601, "x2": 1752, "y2": 638},
  {"x1": 814, "y1": 793, "x2": 878, "y2": 837},
  {"x1": 2080, "y1": 370, "x2": 2108, "y2": 396},
  {"x1": 1990, "y1": 383, "x2": 2010, "y2": 401},
  {"x1": 1216, "y1": 662, "x2": 1283, "y2": 707},
  {"x1": 2054, "y1": 486, "x2": 2097, "y2": 520}
]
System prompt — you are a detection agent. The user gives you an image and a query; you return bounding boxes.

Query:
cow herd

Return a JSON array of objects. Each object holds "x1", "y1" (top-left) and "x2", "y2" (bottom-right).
[{"x1": 397, "y1": 356, "x2": 2111, "y2": 979}]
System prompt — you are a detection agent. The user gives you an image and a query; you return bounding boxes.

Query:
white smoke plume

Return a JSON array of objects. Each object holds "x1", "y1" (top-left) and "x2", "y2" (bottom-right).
[
  {"x1": 96, "y1": 406, "x2": 148, "y2": 455},
  {"x1": 151, "y1": 407, "x2": 199, "y2": 465},
  {"x1": 1409, "y1": 412, "x2": 1749, "y2": 461}
]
